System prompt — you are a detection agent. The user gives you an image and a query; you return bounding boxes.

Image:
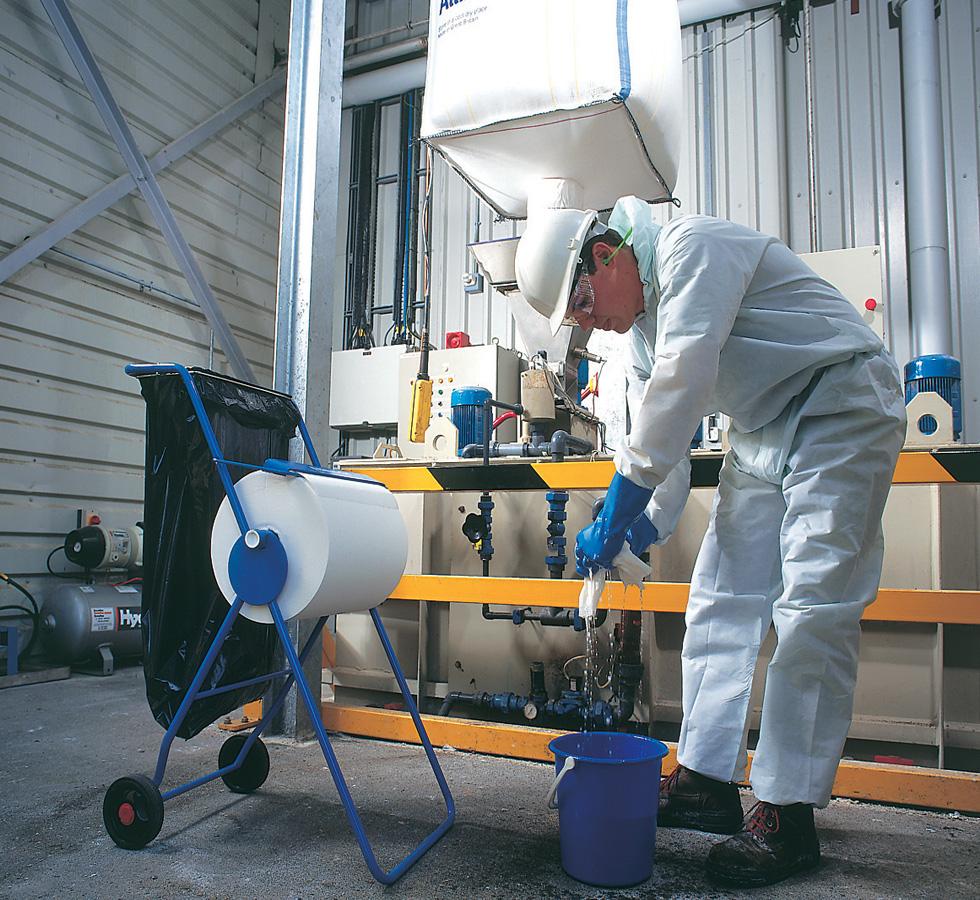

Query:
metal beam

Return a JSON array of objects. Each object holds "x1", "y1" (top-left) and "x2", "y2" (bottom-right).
[
  {"x1": 322, "y1": 705, "x2": 980, "y2": 813},
  {"x1": 38, "y1": 0, "x2": 254, "y2": 382},
  {"x1": 268, "y1": 0, "x2": 345, "y2": 741},
  {"x1": 0, "y1": 68, "x2": 286, "y2": 286},
  {"x1": 387, "y1": 575, "x2": 980, "y2": 626}
]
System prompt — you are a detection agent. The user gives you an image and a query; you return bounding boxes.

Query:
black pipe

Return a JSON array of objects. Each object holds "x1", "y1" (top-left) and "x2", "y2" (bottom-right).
[
  {"x1": 481, "y1": 604, "x2": 607, "y2": 629},
  {"x1": 611, "y1": 608, "x2": 644, "y2": 725},
  {"x1": 480, "y1": 399, "x2": 524, "y2": 467},
  {"x1": 481, "y1": 603, "x2": 510, "y2": 621},
  {"x1": 529, "y1": 661, "x2": 547, "y2": 705}
]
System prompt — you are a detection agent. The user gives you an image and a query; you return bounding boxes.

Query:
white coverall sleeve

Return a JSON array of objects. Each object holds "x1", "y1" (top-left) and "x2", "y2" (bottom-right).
[
  {"x1": 626, "y1": 354, "x2": 690, "y2": 544},
  {"x1": 615, "y1": 227, "x2": 759, "y2": 491}
]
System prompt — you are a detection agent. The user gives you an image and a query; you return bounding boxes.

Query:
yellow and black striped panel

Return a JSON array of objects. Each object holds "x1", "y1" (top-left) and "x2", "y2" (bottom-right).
[
  {"x1": 894, "y1": 449, "x2": 980, "y2": 484},
  {"x1": 349, "y1": 448, "x2": 980, "y2": 492}
]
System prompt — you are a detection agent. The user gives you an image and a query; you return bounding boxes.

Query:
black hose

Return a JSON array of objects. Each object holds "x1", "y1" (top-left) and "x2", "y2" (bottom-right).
[{"x1": 1, "y1": 575, "x2": 38, "y2": 616}]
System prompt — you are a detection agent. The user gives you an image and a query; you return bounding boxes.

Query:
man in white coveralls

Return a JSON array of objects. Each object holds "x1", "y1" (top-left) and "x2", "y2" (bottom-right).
[{"x1": 515, "y1": 197, "x2": 906, "y2": 887}]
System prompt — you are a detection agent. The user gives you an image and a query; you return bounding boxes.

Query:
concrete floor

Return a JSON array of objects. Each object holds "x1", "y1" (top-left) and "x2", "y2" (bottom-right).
[{"x1": 1, "y1": 667, "x2": 976, "y2": 899}]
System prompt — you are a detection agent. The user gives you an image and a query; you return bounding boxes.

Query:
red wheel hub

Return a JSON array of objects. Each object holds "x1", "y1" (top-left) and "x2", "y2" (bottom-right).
[{"x1": 117, "y1": 802, "x2": 136, "y2": 826}]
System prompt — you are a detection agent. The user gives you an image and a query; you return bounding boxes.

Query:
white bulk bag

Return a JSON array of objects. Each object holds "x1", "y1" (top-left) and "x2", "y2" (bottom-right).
[{"x1": 421, "y1": 0, "x2": 682, "y2": 219}]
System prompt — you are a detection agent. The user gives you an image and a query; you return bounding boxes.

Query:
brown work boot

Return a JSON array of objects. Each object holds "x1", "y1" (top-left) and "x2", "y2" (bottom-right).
[
  {"x1": 658, "y1": 764, "x2": 743, "y2": 834},
  {"x1": 706, "y1": 800, "x2": 821, "y2": 887}
]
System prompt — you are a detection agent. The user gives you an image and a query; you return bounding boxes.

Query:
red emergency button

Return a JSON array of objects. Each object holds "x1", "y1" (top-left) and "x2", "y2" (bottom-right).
[{"x1": 865, "y1": 298, "x2": 878, "y2": 311}]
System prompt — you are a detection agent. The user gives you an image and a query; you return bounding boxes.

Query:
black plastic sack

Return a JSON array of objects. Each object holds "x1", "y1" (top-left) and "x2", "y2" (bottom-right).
[{"x1": 135, "y1": 368, "x2": 301, "y2": 738}]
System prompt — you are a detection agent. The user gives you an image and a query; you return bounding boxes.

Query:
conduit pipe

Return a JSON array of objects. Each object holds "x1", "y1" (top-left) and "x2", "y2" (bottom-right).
[{"x1": 897, "y1": 0, "x2": 954, "y2": 358}]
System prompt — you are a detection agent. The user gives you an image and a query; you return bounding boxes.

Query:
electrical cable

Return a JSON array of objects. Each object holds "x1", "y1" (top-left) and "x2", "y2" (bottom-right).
[
  {"x1": 46, "y1": 545, "x2": 83, "y2": 579},
  {"x1": 681, "y1": 12, "x2": 779, "y2": 63}
]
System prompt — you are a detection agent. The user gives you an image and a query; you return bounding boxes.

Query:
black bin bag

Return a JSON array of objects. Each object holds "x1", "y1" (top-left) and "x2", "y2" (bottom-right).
[{"x1": 135, "y1": 368, "x2": 301, "y2": 738}]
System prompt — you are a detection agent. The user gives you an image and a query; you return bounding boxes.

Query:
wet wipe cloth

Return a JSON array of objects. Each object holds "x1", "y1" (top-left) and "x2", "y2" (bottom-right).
[{"x1": 578, "y1": 548, "x2": 651, "y2": 619}]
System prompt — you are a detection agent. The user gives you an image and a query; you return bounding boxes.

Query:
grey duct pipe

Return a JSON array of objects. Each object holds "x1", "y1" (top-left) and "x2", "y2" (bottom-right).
[
  {"x1": 898, "y1": 0, "x2": 953, "y2": 358},
  {"x1": 677, "y1": 0, "x2": 776, "y2": 26}
]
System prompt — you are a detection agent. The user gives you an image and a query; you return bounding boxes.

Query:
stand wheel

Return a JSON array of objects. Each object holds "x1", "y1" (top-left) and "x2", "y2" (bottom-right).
[
  {"x1": 219, "y1": 734, "x2": 270, "y2": 793},
  {"x1": 103, "y1": 774, "x2": 164, "y2": 849}
]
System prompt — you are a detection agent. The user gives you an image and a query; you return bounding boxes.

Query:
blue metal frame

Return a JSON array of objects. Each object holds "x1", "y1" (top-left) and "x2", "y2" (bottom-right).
[
  {"x1": 123, "y1": 363, "x2": 454, "y2": 884},
  {"x1": 1, "y1": 624, "x2": 19, "y2": 676}
]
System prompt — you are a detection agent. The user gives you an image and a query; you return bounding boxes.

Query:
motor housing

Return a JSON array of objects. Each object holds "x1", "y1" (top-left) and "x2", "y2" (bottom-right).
[{"x1": 64, "y1": 524, "x2": 143, "y2": 570}]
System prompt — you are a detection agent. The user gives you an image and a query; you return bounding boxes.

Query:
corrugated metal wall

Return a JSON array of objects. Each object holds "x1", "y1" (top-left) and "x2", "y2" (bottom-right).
[
  {"x1": 0, "y1": 0, "x2": 288, "y2": 582},
  {"x1": 339, "y1": 1, "x2": 980, "y2": 444}
]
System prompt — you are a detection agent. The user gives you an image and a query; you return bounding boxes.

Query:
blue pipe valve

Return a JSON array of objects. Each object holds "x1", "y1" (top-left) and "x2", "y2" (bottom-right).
[
  {"x1": 545, "y1": 490, "x2": 569, "y2": 579},
  {"x1": 478, "y1": 492, "x2": 494, "y2": 565}
]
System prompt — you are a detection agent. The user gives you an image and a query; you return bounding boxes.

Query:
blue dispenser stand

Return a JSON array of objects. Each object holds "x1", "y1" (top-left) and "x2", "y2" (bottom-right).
[{"x1": 108, "y1": 363, "x2": 454, "y2": 885}]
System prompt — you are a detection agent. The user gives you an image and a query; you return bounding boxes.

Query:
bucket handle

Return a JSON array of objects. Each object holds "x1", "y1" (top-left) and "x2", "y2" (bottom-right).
[{"x1": 546, "y1": 756, "x2": 576, "y2": 810}]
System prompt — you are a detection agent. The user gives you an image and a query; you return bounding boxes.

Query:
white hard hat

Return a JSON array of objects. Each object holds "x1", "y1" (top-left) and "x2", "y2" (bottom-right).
[{"x1": 515, "y1": 208, "x2": 599, "y2": 335}]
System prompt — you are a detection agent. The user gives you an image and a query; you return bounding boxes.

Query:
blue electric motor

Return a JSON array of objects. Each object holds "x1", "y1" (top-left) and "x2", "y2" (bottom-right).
[
  {"x1": 451, "y1": 386, "x2": 491, "y2": 455},
  {"x1": 904, "y1": 354, "x2": 962, "y2": 440}
]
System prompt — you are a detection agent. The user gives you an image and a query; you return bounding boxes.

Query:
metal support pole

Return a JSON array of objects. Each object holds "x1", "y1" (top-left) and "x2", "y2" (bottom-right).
[
  {"x1": 700, "y1": 25, "x2": 716, "y2": 217},
  {"x1": 0, "y1": 68, "x2": 285, "y2": 286},
  {"x1": 897, "y1": 0, "x2": 953, "y2": 358},
  {"x1": 39, "y1": 0, "x2": 254, "y2": 383},
  {"x1": 267, "y1": 0, "x2": 345, "y2": 740},
  {"x1": 803, "y1": 0, "x2": 819, "y2": 252}
]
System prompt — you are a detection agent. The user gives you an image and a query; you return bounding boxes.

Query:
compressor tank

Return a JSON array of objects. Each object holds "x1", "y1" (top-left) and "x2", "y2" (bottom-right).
[{"x1": 41, "y1": 583, "x2": 143, "y2": 666}]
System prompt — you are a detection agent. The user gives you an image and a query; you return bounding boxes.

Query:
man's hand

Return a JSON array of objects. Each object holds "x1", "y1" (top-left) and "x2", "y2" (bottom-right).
[
  {"x1": 575, "y1": 473, "x2": 653, "y2": 576},
  {"x1": 626, "y1": 514, "x2": 659, "y2": 557}
]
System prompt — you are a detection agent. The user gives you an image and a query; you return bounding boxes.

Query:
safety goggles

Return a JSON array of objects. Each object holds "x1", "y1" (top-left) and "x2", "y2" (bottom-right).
[{"x1": 563, "y1": 227, "x2": 633, "y2": 325}]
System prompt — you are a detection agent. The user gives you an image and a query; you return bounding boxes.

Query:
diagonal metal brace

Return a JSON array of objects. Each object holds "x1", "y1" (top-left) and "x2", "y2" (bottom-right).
[
  {"x1": 0, "y1": 68, "x2": 285, "y2": 289},
  {"x1": 39, "y1": 0, "x2": 255, "y2": 383}
]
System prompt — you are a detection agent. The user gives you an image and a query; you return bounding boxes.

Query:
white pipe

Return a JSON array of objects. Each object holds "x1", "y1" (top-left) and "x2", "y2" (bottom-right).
[
  {"x1": 344, "y1": 36, "x2": 426, "y2": 74},
  {"x1": 898, "y1": 0, "x2": 953, "y2": 358},
  {"x1": 342, "y1": 56, "x2": 426, "y2": 108},
  {"x1": 677, "y1": 0, "x2": 775, "y2": 26}
]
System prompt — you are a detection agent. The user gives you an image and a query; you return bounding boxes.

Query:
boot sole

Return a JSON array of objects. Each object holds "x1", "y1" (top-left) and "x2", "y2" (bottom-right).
[
  {"x1": 705, "y1": 852, "x2": 821, "y2": 887},
  {"x1": 658, "y1": 807, "x2": 743, "y2": 835}
]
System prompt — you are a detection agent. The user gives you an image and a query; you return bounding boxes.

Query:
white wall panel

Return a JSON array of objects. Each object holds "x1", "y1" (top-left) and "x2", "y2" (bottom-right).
[{"x1": 0, "y1": 0, "x2": 289, "y2": 579}]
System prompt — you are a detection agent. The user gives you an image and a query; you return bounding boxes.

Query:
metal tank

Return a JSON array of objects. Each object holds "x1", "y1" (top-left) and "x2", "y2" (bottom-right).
[{"x1": 41, "y1": 583, "x2": 143, "y2": 675}]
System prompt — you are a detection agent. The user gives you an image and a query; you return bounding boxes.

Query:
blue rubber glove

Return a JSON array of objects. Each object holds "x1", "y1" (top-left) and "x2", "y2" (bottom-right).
[
  {"x1": 626, "y1": 513, "x2": 659, "y2": 557},
  {"x1": 575, "y1": 473, "x2": 654, "y2": 576},
  {"x1": 589, "y1": 499, "x2": 659, "y2": 557}
]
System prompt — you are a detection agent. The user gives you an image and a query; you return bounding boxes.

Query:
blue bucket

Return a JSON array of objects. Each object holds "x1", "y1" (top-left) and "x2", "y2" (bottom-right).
[{"x1": 547, "y1": 732, "x2": 669, "y2": 887}]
